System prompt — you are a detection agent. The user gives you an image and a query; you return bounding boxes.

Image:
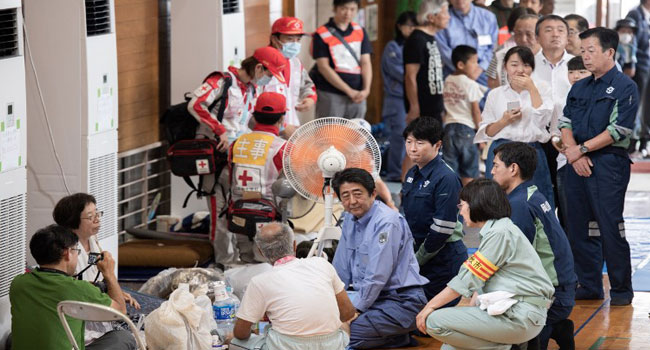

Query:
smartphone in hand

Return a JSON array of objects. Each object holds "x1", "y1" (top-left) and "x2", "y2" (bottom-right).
[{"x1": 507, "y1": 101, "x2": 520, "y2": 112}]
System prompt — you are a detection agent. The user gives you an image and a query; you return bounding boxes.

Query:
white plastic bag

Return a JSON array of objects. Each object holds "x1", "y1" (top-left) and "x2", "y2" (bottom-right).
[
  {"x1": 145, "y1": 283, "x2": 213, "y2": 350},
  {"x1": 224, "y1": 263, "x2": 272, "y2": 300},
  {"x1": 477, "y1": 291, "x2": 518, "y2": 316}
]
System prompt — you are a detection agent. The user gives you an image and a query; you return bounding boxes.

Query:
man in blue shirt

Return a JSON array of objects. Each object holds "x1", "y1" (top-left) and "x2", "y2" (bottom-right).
[
  {"x1": 491, "y1": 142, "x2": 577, "y2": 350},
  {"x1": 332, "y1": 168, "x2": 428, "y2": 349},
  {"x1": 435, "y1": 0, "x2": 498, "y2": 86},
  {"x1": 559, "y1": 28, "x2": 639, "y2": 306},
  {"x1": 400, "y1": 117, "x2": 467, "y2": 302}
]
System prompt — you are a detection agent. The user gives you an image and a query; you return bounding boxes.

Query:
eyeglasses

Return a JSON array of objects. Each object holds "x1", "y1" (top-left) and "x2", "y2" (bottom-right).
[
  {"x1": 81, "y1": 211, "x2": 103, "y2": 221},
  {"x1": 70, "y1": 246, "x2": 81, "y2": 254}
]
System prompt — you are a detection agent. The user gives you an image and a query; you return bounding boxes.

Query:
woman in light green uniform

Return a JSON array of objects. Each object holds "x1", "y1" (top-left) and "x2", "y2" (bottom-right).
[{"x1": 416, "y1": 179, "x2": 555, "y2": 350}]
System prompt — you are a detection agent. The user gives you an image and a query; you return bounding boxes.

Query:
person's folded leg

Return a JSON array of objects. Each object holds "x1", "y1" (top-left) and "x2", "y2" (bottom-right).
[
  {"x1": 85, "y1": 330, "x2": 137, "y2": 350},
  {"x1": 349, "y1": 288, "x2": 426, "y2": 349}
]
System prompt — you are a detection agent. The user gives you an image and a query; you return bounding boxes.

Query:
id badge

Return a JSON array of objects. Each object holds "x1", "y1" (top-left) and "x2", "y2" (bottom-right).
[{"x1": 478, "y1": 34, "x2": 492, "y2": 46}]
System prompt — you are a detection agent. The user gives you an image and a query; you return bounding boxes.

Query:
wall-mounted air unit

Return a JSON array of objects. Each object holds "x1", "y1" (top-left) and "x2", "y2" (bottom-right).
[
  {"x1": 24, "y1": 0, "x2": 118, "y2": 266},
  {"x1": 170, "y1": 0, "x2": 246, "y2": 217},
  {"x1": 0, "y1": 0, "x2": 26, "y2": 300}
]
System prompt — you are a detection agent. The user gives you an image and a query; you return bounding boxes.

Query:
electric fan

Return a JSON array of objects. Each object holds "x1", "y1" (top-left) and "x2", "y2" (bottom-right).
[{"x1": 283, "y1": 117, "x2": 382, "y2": 257}]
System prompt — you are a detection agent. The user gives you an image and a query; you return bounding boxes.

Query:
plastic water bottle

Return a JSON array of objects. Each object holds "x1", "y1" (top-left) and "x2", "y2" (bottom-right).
[
  {"x1": 212, "y1": 282, "x2": 237, "y2": 342},
  {"x1": 226, "y1": 285, "x2": 240, "y2": 310}
]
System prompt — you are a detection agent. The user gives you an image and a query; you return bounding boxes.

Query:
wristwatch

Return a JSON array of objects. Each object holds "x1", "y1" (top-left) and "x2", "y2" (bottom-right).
[{"x1": 579, "y1": 144, "x2": 589, "y2": 154}]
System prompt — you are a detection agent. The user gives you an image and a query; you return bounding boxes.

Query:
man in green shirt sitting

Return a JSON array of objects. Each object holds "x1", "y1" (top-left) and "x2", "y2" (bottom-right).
[{"x1": 9, "y1": 224, "x2": 136, "y2": 350}]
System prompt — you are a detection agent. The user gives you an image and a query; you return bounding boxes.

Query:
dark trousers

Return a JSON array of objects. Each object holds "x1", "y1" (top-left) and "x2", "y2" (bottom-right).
[
  {"x1": 349, "y1": 286, "x2": 427, "y2": 349},
  {"x1": 538, "y1": 284, "x2": 576, "y2": 350},
  {"x1": 382, "y1": 94, "x2": 406, "y2": 180},
  {"x1": 541, "y1": 141, "x2": 559, "y2": 209},
  {"x1": 419, "y1": 240, "x2": 467, "y2": 302},
  {"x1": 633, "y1": 71, "x2": 649, "y2": 141},
  {"x1": 564, "y1": 152, "x2": 633, "y2": 300},
  {"x1": 86, "y1": 330, "x2": 137, "y2": 350}
]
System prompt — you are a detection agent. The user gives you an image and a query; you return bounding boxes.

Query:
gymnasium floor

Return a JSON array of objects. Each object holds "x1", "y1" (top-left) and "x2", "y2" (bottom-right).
[{"x1": 384, "y1": 163, "x2": 650, "y2": 350}]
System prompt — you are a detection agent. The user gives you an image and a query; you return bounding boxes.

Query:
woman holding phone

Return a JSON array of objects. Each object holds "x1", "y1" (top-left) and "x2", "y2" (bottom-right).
[{"x1": 474, "y1": 46, "x2": 555, "y2": 206}]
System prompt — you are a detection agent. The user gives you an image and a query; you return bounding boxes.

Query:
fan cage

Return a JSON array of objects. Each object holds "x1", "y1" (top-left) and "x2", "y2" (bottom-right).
[{"x1": 283, "y1": 117, "x2": 381, "y2": 203}]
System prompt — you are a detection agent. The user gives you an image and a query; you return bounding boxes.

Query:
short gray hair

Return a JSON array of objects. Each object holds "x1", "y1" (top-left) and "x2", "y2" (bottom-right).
[
  {"x1": 254, "y1": 222, "x2": 295, "y2": 263},
  {"x1": 417, "y1": 0, "x2": 447, "y2": 25}
]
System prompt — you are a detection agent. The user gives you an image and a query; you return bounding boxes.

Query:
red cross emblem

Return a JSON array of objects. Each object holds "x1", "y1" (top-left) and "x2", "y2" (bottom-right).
[
  {"x1": 200, "y1": 84, "x2": 210, "y2": 93},
  {"x1": 238, "y1": 170, "x2": 253, "y2": 186},
  {"x1": 196, "y1": 159, "x2": 210, "y2": 174}
]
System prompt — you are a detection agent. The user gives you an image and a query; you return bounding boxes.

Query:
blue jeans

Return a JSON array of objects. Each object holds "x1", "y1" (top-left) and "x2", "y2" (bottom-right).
[
  {"x1": 443, "y1": 123, "x2": 479, "y2": 178},
  {"x1": 485, "y1": 139, "x2": 555, "y2": 209},
  {"x1": 382, "y1": 94, "x2": 406, "y2": 180}
]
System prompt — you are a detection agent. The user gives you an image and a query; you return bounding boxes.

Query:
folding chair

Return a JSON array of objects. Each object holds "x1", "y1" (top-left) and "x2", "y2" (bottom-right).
[{"x1": 56, "y1": 301, "x2": 146, "y2": 350}]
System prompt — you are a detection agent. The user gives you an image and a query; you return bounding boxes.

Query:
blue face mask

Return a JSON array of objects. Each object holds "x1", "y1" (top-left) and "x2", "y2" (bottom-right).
[
  {"x1": 257, "y1": 74, "x2": 272, "y2": 86},
  {"x1": 281, "y1": 42, "x2": 301, "y2": 59}
]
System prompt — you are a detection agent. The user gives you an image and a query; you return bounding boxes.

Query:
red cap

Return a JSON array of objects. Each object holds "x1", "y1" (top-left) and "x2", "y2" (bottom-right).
[
  {"x1": 253, "y1": 47, "x2": 287, "y2": 84},
  {"x1": 255, "y1": 92, "x2": 287, "y2": 114},
  {"x1": 272, "y1": 17, "x2": 306, "y2": 35}
]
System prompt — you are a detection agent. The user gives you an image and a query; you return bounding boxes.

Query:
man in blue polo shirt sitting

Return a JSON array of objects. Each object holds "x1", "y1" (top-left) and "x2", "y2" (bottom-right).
[
  {"x1": 491, "y1": 141, "x2": 577, "y2": 350},
  {"x1": 332, "y1": 168, "x2": 428, "y2": 349}
]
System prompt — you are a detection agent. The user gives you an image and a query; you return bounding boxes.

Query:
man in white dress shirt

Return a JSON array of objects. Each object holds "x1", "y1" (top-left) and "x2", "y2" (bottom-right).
[{"x1": 530, "y1": 14, "x2": 574, "y2": 215}]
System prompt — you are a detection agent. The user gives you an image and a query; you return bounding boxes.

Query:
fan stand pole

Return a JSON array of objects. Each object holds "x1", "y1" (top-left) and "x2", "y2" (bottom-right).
[
  {"x1": 307, "y1": 179, "x2": 342, "y2": 258},
  {"x1": 324, "y1": 179, "x2": 333, "y2": 228}
]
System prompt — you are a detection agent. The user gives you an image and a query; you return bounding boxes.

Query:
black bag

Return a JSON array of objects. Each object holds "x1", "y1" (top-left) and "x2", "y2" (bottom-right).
[
  {"x1": 160, "y1": 73, "x2": 233, "y2": 145},
  {"x1": 227, "y1": 198, "x2": 281, "y2": 240},
  {"x1": 167, "y1": 139, "x2": 228, "y2": 207},
  {"x1": 162, "y1": 72, "x2": 233, "y2": 207}
]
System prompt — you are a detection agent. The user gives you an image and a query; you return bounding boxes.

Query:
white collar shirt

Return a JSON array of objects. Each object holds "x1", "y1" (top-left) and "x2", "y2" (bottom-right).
[
  {"x1": 76, "y1": 235, "x2": 103, "y2": 282},
  {"x1": 531, "y1": 50, "x2": 574, "y2": 135},
  {"x1": 475, "y1": 81, "x2": 553, "y2": 143}
]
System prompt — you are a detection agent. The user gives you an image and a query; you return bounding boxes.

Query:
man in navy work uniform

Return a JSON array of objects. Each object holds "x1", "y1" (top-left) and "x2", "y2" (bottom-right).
[
  {"x1": 559, "y1": 27, "x2": 639, "y2": 306},
  {"x1": 491, "y1": 142, "x2": 577, "y2": 350},
  {"x1": 332, "y1": 168, "x2": 428, "y2": 349},
  {"x1": 400, "y1": 117, "x2": 468, "y2": 302}
]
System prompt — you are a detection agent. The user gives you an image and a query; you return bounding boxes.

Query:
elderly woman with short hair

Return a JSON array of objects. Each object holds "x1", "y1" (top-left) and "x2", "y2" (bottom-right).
[{"x1": 53, "y1": 193, "x2": 139, "y2": 308}]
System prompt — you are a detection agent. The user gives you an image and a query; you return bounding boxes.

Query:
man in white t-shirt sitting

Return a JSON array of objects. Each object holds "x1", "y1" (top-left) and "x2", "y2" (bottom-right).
[{"x1": 232, "y1": 222, "x2": 356, "y2": 350}]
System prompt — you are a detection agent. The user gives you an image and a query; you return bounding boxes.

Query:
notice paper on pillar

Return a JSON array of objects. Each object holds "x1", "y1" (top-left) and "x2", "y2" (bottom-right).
[
  {"x1": 95, "y1": 74, "x2": 114, "y2": 132},
  {"x1": 0, "y1": 117, "x2": 21, "y2": 172}
]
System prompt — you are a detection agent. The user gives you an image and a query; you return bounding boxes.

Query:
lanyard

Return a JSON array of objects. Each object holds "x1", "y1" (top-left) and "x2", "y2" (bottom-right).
[
  {"x1": 37, "y1": 267, "x2": 70, "y2": 276},
  {"x1": 274, "y1": 255, "x2": 296, "y2": 266}
]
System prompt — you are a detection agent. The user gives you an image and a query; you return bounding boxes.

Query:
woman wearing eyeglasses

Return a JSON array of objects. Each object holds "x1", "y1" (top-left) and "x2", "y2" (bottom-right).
[
  {"x1": 415, "y1": 179, "x2": 554, "y2": 349},
  {"x1": 53, "y1": 193, "x2": 139, "y2": 308}
]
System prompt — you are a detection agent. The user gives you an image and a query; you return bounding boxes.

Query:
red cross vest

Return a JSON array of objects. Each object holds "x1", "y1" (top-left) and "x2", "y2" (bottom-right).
[
  {"x1": 230, "y1": 126, "x2": 286, "y2": 201},
  {"x1": 315, "y1": 22, "x2": 364, "y2": 74},
  {"x1": 263, "y1": 56, "x2": 303, "y2": 127},
  {"x1": 190, "y1": 67, "x2": 255, "y2": 144}
]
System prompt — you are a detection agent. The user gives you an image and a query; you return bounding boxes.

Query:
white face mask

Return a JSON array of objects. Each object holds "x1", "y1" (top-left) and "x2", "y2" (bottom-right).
[
  {"x1": 620, "y1": 33, "x2": 633, "y2": 45},
  {"x1": 256, "y1": 74, "x2": 272, "y2": 86}
]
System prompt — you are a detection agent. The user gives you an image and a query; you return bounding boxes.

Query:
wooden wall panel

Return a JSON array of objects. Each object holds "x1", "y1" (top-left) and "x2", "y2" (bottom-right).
[
  {"x1": 115, "y1": 0, "x2": 273, "y2": 153},
  {"x1": 115, "y1": 0, "x2": 160, "y2": 152},
  {"x1": 363, "y1": 0, "x2": 397, "y2": 124},
  {"x1": 245, "y1": 0, "x2": 271, "y2": 56}
]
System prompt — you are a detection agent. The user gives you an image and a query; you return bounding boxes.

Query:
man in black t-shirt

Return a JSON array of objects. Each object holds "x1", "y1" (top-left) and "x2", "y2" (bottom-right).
[
  {"x1": 311, "y1": 0, "x2": 373, "y2": 119},
  {"x1": 403, "y1": 0, "x2": 449, "y2": 124}
]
